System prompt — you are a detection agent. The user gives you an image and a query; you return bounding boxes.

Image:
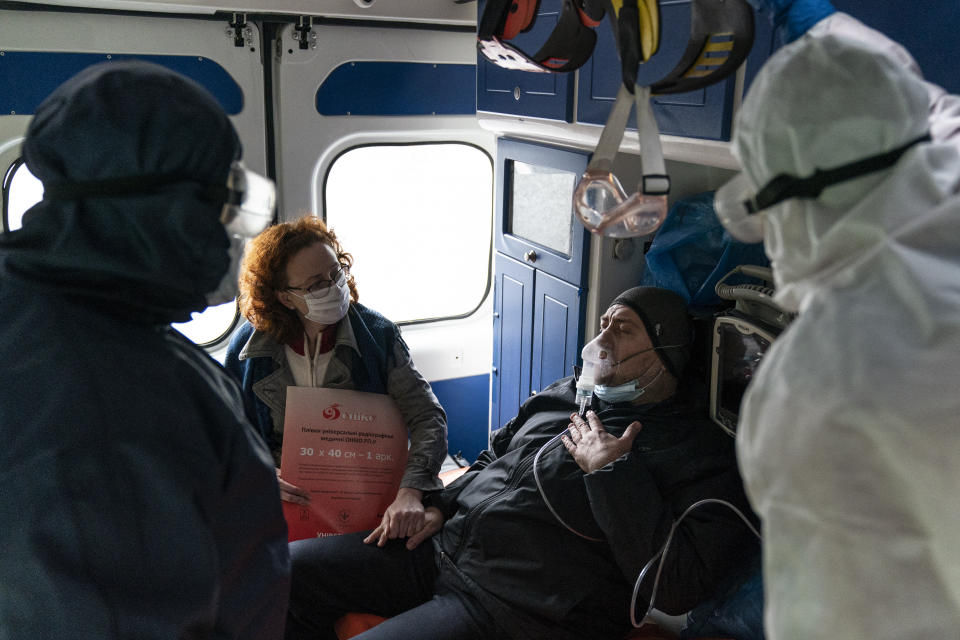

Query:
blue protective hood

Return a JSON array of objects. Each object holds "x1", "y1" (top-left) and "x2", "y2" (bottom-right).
[{"x1": 1, "y1": 60, "x2": 242, "y2": 323}]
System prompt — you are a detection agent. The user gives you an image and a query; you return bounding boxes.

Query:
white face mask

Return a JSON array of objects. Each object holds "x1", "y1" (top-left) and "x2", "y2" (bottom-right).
[
  {"x1": 291, "y1": 270, "x2": 350, "y2": 325},
  {"x1": 594, "y1": 368, "x2": 664, "y2": 404}
]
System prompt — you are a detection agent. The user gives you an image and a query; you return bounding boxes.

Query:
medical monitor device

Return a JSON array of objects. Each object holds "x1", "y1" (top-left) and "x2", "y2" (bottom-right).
[{"x1": 709, "y1": 314, "x2": 778, "y2": 437}]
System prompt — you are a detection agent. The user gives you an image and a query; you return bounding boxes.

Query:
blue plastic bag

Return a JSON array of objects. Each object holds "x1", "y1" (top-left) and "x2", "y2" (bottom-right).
[{"x1": 640, "y1": 192, "x2": 769, "y2": 313}]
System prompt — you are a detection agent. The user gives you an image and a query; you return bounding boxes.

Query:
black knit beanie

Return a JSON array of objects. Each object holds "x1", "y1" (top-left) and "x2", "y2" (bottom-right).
[{"x1": 610, "y1": 287, "x2": 692, "y2": 378}]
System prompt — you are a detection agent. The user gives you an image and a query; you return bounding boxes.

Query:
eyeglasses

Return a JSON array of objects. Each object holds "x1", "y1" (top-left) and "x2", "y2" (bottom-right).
[{"x1": 285, "y1": 265, "x2": 347, "y2": 296}]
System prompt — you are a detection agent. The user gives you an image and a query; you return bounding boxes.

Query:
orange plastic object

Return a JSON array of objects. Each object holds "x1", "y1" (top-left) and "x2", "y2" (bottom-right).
[
  {"x1": 334, "y1": 613, "x2": 389, "y2": 640},
  {"x1": 438, "y1": 466, "x2": 469, "y2": 486}
]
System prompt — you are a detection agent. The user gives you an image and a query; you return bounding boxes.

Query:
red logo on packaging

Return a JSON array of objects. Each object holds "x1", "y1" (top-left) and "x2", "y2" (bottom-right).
[{"x1": 322, "y1": 404, "x2": 341, "y2": 420}]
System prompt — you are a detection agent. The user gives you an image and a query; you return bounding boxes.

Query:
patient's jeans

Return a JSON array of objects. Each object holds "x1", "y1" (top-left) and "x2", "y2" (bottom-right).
[
  {"x1": 680, "y1": 553, "x2": 765, "y2": 640},
  {"x1": 284, "y1": 531, "x2": 508, "y2": 640}
]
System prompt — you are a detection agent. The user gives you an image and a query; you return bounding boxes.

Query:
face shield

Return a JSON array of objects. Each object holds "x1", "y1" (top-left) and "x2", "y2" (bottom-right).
[
  {"x1": 40, "y1": 159, "x2": 276, "y2": 239},
  {"x1": 713, "y1": 171, "x2": 766, "y2": 243},
  {"x1": 37, "y1": 159, "x2": 275, "y2": 308},
  {"x1": 715, "y1": 132, "x2": 931, "y2": 243},
  {"x1": 573, "y1": 85, "x2": 670, "y2": 238},
  {"x1": 219, "y1": 161, "x2": 276, "y2": 239},
  {"x1": 205, "y1": 162, "x2": 275, "y2": 307}
]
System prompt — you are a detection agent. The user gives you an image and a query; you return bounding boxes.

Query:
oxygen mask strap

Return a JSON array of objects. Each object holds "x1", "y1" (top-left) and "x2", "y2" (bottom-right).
[
  {"x1": 636, "y1": 85, "x2": 669, "y2": 197},
  {"x1": 583, "y1": 84, "x2": 669, "y2": 198},
  {"x1": 611, "y1": 341, "x2": 688, "y2": 367}
]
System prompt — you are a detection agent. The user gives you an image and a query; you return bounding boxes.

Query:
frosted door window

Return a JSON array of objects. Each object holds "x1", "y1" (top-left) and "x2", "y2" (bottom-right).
[{"x1": 508, "y1": 161, "x2": 575, "y2": 256}]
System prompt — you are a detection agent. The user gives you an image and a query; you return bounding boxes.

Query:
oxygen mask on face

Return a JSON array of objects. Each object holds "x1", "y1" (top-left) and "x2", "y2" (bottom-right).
[{"x1": 576, "y1": 337, "x2": 617, "y2": 416}]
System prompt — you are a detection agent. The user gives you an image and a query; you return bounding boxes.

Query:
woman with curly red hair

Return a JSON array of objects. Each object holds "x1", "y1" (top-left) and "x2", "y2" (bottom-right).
[{"x1": 225, "y1": 215, "x2": 447, "y2": 544}]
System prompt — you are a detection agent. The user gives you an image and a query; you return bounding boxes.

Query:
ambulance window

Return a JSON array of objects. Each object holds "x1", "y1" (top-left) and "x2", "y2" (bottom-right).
[
  {"x1": 325, "y1": 143, "x2": 493, "y2": 323},
  {"x1": 3, "y1": 159, "x2": 42, "y2": 233}
]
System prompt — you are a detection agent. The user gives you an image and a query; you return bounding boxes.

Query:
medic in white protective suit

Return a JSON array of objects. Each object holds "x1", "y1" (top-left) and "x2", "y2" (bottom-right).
[{"x1": 713, "y1": 1, "x2": 960, "y2": 637}]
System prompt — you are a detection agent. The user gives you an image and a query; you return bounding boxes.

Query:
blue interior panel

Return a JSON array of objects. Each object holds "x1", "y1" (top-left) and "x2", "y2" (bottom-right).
[
  {"x1": 431, "y1": 374, "x2": 490, "y2": 464},
  {"x1": 497, "y1": 267, "x2": 532, "y2": 427},
  {"x1": 744, "y1": 2, "x2": 960, "y2": 98},
  {"x1": 741, "y1": 6, "x2": 779, "y2": 95},
  {"x1": 0, "y1": 52, "x2": 243, "y2": 115},
  {"x1": 531, "y1": 270, "x2": 584, "y2": 394},
  {"x1": 492, "y1": 253, "x2": 535, "y2": 432},
  {"x1": 831, "y1": 0, "x2": 959, "y2": 94},
  {"x1": 316, "y1": 62, "x2": 476, "y2": 116},
  {"x1": 537, "y1": 293, "x2": 571, "y2": 383}
]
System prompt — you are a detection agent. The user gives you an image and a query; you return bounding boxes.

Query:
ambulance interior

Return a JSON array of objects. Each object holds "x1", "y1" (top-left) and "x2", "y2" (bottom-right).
[{"x1": 1, "y1": 0, "x2": 957, "y2": 636}]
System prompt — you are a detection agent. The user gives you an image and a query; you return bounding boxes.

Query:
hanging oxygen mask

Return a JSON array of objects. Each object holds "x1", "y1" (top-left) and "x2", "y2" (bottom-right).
[
  {"x1": 574, "y1": 0, "x2": 669, "y2": 239},
  {"x1": 574, "y1": 83, "x2": 671, "y2": 237},
  {"x1": 573, "y1": 0, "x2": 756, "y2": 239}
]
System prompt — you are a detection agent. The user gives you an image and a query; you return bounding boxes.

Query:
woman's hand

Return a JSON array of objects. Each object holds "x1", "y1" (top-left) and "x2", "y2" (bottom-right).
[
  {"x1": 405, "y1": 507, "x2": 445, "y2": 550},
  {"x1": 276, "y1": 469, "x2": 311, "y2": 505},
  {"x1": 363, "y1": 487, "x2": 425, "y2": 547},
  {"x1": 364, "y1": 506, "x2": 445, "y2": 551}
]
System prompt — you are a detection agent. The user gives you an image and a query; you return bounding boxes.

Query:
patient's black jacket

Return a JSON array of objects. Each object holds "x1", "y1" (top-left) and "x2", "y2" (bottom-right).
[{"x1": 425, "y1": 376, "x2": 758, "y2": 640}]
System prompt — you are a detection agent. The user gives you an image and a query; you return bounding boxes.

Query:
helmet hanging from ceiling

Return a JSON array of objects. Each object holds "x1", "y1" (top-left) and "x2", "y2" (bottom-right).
[{"x1": 477, "y1": 0, "x2": 605, "y2": 73}]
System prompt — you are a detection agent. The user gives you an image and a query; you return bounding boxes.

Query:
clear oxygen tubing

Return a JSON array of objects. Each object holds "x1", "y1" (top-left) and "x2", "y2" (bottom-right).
[
  {"x1": 549, "y1": 342, "x2": 690, "y2": 541},
  {"x1": 532, "y1": 430, "x2": 605, "y2": 542},
  {"x1": 576, "y1": 359, "x2": 597, "y2": 417},
  {"x1": 578, "y1": 393, "x2": 591, "y2": 418},
  {"x1": 576, "y1": 339, "x2": 606, "y2": 417},
  {"x1": 629, "y1": 498, "x2": 763, "y2": 628}
]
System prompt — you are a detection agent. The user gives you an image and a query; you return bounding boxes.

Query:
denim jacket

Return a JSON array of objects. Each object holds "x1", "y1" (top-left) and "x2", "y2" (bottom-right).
[{"x1": 225, "y1": 303, "x2": 447, "y2": 492}]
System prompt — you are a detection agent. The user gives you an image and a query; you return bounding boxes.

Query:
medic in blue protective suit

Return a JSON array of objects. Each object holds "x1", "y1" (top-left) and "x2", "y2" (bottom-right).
[
  {"x1": 716, "y1": 1, "x2": 960, "y2": 638},
  {"x1": 0, "y1": 62, "x2": 290, "y2": 639}
]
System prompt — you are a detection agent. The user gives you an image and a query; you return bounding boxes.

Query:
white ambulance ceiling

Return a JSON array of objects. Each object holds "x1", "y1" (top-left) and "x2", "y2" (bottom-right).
[{"x1": 17, "y1": 0, "x2": 476, "y2": 25}]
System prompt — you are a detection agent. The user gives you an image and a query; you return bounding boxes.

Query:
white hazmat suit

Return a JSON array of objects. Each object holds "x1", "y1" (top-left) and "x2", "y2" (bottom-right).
[{"x1": 730, "y1": 12, "x2": 960, "y2": 639}]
